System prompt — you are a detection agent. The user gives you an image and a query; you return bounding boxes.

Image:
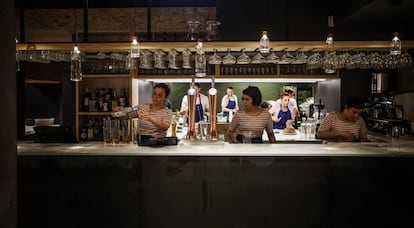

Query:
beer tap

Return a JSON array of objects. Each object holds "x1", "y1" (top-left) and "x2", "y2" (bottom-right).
[
  {"x1": 208, "y1": 76, "x2": 218, "y2": 140},
  {"x1": 187, "y1": 80, "x2": 197, "y2": 140}
]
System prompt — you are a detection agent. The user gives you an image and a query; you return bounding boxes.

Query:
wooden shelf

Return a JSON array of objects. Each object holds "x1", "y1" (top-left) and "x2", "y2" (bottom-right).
[
  {"x1": 25, "y1": 79, "x2": 60, "y2": 84},
  {"x1": 82, "y1": 74, "x2": 131, "y2": 78},
  {"x1": 16, "y1": 40, "x2": 414, "y2": 52}
]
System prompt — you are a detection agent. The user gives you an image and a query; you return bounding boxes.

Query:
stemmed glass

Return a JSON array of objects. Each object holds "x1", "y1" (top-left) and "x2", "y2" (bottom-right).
[
  {"x1": 237, "y1": 48, "x2": 250, "y2": 64},
  {"x1": 140, "y1": 49, "x2": 153, "y2": 69},
  {"x1": 186, "y1": 20, "x2": 201, "y2": 41},
  {"x1": 154, "y1": 49, "x2": 167, "y2": 69},
  {"x1": 168, "y1": 49, "x2": 180, "y2": 69},
  {"x1": 208, "y1": 49, "x2": 222, "y2": 64},
  {"x1": 182, "y1": 49, "x2": 192, "y2": 69},
  {"x1": 264, "y1": 48, "x2": 280, "y2": 64},
  {"x1": 222, "y1": 48, "x2": 236, "y2": 65},
  {"x1": 206, "y1": 21, "x2": 221, "y2": 41},
  {"x1": 251, "y1": 50, "x2": 265, "y2": 64},
  {"x1": 279, "y1": 51, "x2": 294, "y2": 64}
]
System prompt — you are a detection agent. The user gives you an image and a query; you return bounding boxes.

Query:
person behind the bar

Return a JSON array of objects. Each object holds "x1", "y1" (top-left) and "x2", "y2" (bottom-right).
[
  {"x1": 317, "y1": 96, "x2": 368, "y2": 142},
  {"x1": 268, "y1": 92, "x2": 295, "y2": 129},
  {"x1": 229, "y1": 86, "x2": 276, "y2": 144},
  {"x1": 114, "y1": 83, "x2": 172, "y2": 139},
  {"x1": 221, "y1": 86, "x2": 239, "y2": 118},
  {"x1": 273, "y1": 87, "x2": 299, "y2": 120},
  {"x1": 179, "y1": 82, "x2": 209, "y2": 123}
]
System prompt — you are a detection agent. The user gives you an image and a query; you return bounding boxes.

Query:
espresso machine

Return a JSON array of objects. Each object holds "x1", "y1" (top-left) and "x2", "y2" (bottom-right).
[{"x1": 314, "y1": 98, "x2": 326, "y2": 133}]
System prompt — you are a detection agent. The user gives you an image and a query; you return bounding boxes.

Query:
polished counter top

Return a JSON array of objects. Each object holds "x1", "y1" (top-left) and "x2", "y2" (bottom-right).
[{"x1": 17, "y1": 134, "x2": 414, "y2": 157}]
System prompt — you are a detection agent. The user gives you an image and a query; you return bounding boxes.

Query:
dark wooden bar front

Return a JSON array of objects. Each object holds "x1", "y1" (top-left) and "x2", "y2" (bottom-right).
[{"x1": 18, "y1": 153, "x2": 414, "y2": 228}]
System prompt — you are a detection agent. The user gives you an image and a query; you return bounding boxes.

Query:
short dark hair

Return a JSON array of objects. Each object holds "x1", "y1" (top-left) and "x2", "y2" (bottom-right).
[
  {"x1": 284, "y1": 88, "x2": 293, "y2": 93},
  {"x1": 242, "y1": 86, "x2": 262, "y2": 107},
  {"x1": 260, "y1": 101, "x2": 270, "y2": 109},
  {"x1": 154, "y1": 83, "x2": 171, "y2": 97},
  {"x1": 227, "y1": 86, "x2": 234, "y2": 90},
  {"x1": 194, "y1": 82, "x2": 201, "y2": 88},
  {"x1": 344, "y1": 96, "x2": 365, "y2": 110}
]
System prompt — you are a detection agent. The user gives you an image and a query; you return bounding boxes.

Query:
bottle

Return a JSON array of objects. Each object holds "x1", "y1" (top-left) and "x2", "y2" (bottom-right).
[
  {"x1": 104, "y1": 88, "x2": 114, "y2": 112},
  {"x1": 195, "y1": 38, "x2": 206, "y2": 77},
  {"x1": 259, "y1": 31, "x2": 270, "y2": 54},
  {"x1": 119, "y1": 88, "x2": 128, "y2": 107},
  {"x1": 390, "y1": 32, "x2": 401, "y2": 55},
  {"x1": 80, "y1": 127, "x2": 88, "y2": 141},
  {"x1": 229, "y1": 110, "x2": 234, "y2": 122},
  {"x1": 98, "y1": 88, "x2": 105, "y2": 112},
  {"x1": 89, "y1": 89, "x2": 98, "y2": 112},
  {"x1": 111, "y1": 90, "x2": 119, "y2": 110},
  {"x1": 70, "y1": 45, "x2": 82, "y2": 81},
  {"x1": 87, "y1": 119, "x2": 94, "y2": 140},
  {"x1": 130, "y1": 35, "x2": 140, "y2": 58},
  {"x1": 83, "y1": 87, "x2": 91, "y2": 112}
]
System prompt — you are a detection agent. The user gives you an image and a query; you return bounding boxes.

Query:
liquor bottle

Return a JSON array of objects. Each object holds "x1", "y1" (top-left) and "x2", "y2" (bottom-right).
[
  {"x1": 195, "y1": 38, "x2": 206, "y2": 77},
  {"x1": 89, "y1": 89, "x2": 98, "y2": 112},
  {"x1": 80, "y1": 127, "x2": 88, "y2": 141},
  {"x1": 111, "y1": 89, "x2": 119, "y2": 111},
  {"x1": 83, "y1": 87, "x2": 91, "y2": 112},
  {"x1": 98, "y1": 88, "x2": 105, "y2": 112},
  {"x1": 119, "y1": 88, "x2": 128, "y2": 107},
  {"x1": 87, "y1": 119, "x2": 94, "y2": 140},
  {"x1": 259, "y1": 31, "x2": 270, "y2": 54},
  {"x1": 104, "y1": 88, "x2": 113, "y2": 111}
]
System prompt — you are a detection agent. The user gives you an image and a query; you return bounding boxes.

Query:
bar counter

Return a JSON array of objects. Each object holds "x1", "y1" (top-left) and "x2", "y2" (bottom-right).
[
  {"x1": 17, "y1": 135, "x2": 414, "y2": 157},
  {"x1": 17, "y1": 135, "x2": 414, "y2": 228}
]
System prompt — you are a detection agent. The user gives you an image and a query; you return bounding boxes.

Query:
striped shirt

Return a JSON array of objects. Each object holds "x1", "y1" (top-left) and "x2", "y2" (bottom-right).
[
  {"x1": 318, "y1": 112, "x2": 367, "y2": 141},
  {"x1": 135, "y1": 104, "x2": 172, "y2": 139},
  {"x1": 229, "y1": 109, "x2": 274, "y2": 138}
]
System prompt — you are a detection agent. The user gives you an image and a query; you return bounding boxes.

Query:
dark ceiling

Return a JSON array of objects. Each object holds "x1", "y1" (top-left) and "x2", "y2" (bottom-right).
[{"x1": 15, "y1": 0, "x2": 414, "y2": 40}]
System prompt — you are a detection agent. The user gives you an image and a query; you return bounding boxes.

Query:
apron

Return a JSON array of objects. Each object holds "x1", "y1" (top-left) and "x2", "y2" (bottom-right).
[
  {"x1": 195, "y1": 95, "x2": 204, "y2": 123},
  {"x1": 223, "y1": 97, "x2": 236, "y2": 117},
  {"x1": 273, "y1": 109, "x2": 292, "y2": 129}
]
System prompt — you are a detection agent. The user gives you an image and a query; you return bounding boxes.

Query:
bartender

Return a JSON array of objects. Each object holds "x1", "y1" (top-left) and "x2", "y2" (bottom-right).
[
  {"x1": 221, "y1": 86, "x2": 239, "y2": 119},
  {"x1": 180, "y1": 83, "x2": 209, "y2": 123}
]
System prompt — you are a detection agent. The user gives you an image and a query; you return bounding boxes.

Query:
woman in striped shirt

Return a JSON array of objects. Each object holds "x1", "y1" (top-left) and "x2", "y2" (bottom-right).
[
  {"x1": 122, "y1": 83, "x2": 172, "y2": 139},
  {"x1": 317, "y1": 97, "x2": 368, "y2": 142},
  {"x1": 229, "y1": 86, "x2": 276, "y2": 143}
]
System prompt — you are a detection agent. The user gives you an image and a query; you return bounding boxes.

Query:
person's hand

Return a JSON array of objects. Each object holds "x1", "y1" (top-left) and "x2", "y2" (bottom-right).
[
  {"x1": 338, "y1": 131, "x2": 357, "y2": 141},
  {"x1": 112, "y1": 106, "x2": 123, "y2": 112},
  {"x1": 139, "y1": 111, "x2": 151, "y2": 121}
]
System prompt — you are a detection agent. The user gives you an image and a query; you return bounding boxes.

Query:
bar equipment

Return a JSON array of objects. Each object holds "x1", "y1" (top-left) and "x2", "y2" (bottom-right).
[
  {"x1": 187, "y1": 85, "x2": 197, "y2": 140},
  {"x1": 208, "y1": 86, "x2": 218, "y2": 140},
  {"x1": 314, "y1": 99, "x2": 325, "y2": 134}
]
